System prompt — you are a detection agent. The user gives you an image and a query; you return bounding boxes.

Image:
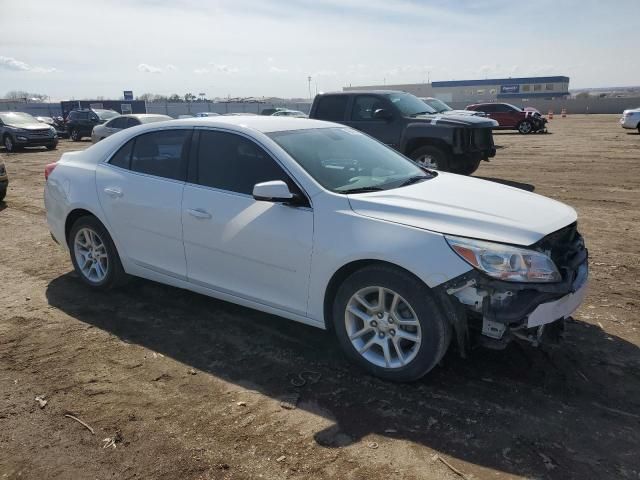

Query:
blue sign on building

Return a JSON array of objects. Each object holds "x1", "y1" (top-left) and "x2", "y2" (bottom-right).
[
  {"x1": 500, "y1": 84, "x2": 520, "y2": 94},
  {"x1": 123, "y1": 90, "x2": 134, "y2": 101}
]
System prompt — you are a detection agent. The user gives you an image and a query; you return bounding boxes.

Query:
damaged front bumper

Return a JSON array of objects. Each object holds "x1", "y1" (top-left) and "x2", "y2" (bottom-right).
[{"x1": 435, "y1": 225, "x2": 588, "y2": 352}]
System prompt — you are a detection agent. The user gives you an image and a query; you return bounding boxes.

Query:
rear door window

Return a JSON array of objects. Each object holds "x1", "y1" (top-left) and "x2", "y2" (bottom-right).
[
  {"x1": 129, "y1": 130, "x2": 191, "y2": 181},
  {"x1": 108, "y1": 117, "x2": 127, "y2": 129},
  {"x1": 315, "y1": 96, "x2": 348, "y2": 121},
  {"x1": 125, "y1": 117, "x2": 140, "y2": 128}
]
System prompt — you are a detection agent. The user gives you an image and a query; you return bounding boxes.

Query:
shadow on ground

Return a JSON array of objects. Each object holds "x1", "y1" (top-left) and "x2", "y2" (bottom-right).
[{"x1": 46, "y1": 271, "x2": 640, "y2": 479}]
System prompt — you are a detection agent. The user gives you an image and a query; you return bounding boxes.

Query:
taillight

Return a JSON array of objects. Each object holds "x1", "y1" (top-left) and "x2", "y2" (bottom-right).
[{"x1": 44, "y1": 162, "x2": 58, "y2": 180}]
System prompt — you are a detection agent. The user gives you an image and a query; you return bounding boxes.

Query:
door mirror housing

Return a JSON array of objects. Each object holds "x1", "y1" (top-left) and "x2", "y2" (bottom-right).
[
  {"x1": 373, "y1": 108, "x2": 392, "y2": 120},
  {"x1": 253, "y1": 180, "x2": 294, "y2": 202}
]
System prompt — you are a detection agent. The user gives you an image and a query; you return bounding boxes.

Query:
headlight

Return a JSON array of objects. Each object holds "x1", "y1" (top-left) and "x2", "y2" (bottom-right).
[{"x1": 445, "y1": 235, "x2": 561, "y2": 283}]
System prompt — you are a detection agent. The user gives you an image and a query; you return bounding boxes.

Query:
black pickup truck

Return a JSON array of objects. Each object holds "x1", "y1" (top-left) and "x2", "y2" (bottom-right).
[{"x1": 309, "y1": 90, "x2": 497, "y2": 175}]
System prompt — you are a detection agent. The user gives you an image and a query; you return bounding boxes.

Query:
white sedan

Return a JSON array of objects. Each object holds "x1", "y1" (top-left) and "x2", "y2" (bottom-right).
[
  {"x1": 44, "y1": 117, "x2": 588, "y2": 381},
  {"x1": 620, "y1": 108, "x2": 640, "y2": 133},
  {"x1": 91, "y1": 114, "x2": 172, "y2": 143}
]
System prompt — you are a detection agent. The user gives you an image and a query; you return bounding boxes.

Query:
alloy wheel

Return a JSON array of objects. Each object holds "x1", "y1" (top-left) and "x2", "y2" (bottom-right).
[
  {"x1": 4, "y1": 136, "x2": 13, "y2": 151},
  {"x1": 74, "y1": 227, "x2": 109, "y2": 283},
  {"x1": 345, "y1": 286, "x2": 422, "y2": 368},
  {"x1": 518, "y1": 122, "x2": 532, "y2": 134},
  {"x1": 414, "y1": 154, "x2": 438, "y2": 169}
]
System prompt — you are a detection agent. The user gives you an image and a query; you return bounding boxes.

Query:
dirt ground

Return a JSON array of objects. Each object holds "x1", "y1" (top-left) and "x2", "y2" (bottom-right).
[{"x1": 0, "y1": 115, "x2": 638, "y2": 480}]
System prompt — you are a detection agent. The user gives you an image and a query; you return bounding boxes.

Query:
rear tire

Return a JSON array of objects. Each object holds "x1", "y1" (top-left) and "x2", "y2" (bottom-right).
[
  {"x1": 0, "y1": 188, "x2": 6, "y2": 202},
  {"x1": 332, "y1": 264, "x2": 451, "y2": 382},
  {"x1": 409, "y1": 145, "x2": 451, "y2": 172},
  {"x1": 46, "y1": 143, "x2": 57, "y2": 150},
  {"x1": 517, "y1": 120, "x2": 533, "y2": 134},
  {"x1": 68, "y1": 216, "x2": 127, "y2": 290}
]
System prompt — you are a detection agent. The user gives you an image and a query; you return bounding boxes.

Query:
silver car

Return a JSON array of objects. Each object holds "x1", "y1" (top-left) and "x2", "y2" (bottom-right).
[{"x1": 91, "y1": 114, "x2": 172, "y2": 143}]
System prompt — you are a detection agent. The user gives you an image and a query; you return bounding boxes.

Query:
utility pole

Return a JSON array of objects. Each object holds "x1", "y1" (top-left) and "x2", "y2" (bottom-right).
[{"x1": 308, "y1": 76, "x2": 312, "y2": 99}]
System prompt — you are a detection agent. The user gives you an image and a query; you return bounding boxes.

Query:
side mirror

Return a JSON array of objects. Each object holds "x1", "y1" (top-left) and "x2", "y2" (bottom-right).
[
  {"x1": 253, "y1": 180, "x2": 294, "y2": 203},
  {"x1": 373, "y1": 108, "x2": 392, "y2": 120}
]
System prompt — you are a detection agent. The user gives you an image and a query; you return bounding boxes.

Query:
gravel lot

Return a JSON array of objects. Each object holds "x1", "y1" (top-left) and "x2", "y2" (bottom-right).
[{"x1": 1, "y1": 115, "x2": 639, "y2": 480}]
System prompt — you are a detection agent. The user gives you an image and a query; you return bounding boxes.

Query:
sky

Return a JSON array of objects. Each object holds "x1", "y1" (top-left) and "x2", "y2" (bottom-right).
[{"x1": 1, "y1": 0, "x2": 639, "y2": 100}]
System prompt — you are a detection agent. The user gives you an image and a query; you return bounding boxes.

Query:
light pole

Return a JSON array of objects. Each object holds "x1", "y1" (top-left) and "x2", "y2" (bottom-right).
[{"x1": 308, "y1": 76, "x2": 312, "y2": 100}]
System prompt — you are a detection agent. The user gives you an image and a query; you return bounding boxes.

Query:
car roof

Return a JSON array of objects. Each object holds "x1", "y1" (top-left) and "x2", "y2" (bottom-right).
[
  {"x1": 320, "y1": 90, "x2": 406, "y2": 96},
  {"x1": 162, "y1": 116, "x2": 336, "y2": 133},
  {"x1": 120, "y1": 114, "x2": 170, "y2": 119}
]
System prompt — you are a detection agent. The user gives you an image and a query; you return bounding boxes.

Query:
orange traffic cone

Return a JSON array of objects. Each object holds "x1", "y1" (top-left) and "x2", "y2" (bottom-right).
[
  {"x1": 561, "y1": 108, "x2": 567, "y2": 118},
  {"x1": 548, "y1": 110, "x2": 554, "y2": 119}
]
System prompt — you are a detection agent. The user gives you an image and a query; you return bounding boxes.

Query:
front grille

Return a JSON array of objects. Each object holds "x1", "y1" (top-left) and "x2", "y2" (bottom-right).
[
  {"x1": 27, "y1": 129, "x2": 52, "y2": 138},
  {"x1": 534, "y1": 222, "x2": 586, "y2": 272}
]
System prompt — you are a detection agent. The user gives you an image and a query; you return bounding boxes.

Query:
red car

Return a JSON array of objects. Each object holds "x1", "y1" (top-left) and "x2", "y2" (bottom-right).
[{"x1": 466, "y1": 103, "x2": 547, "y2": 134}]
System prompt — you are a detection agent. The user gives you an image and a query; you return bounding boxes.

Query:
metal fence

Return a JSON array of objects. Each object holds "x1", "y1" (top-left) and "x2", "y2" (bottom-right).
[
  {"x1": 0, "y1": 100, "x2": 312, "y2": 118},
  {"x1": 1, "y1": 96, "x2": 638, "y2": 117}
]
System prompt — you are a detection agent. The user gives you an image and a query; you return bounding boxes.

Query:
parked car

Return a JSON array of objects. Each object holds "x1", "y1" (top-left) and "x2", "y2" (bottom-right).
[
  {"x1": 309, "y1": 90, "x2": 497, "y2": 175},
  {"x1": 620, "y1": 107, "x2": 640, "y2": 133},
  {"x1": 44, "y1": 116, "x2": 588, "y2": 381},
  {"x1": 0, "y1": 160, "x2": 8, "y2": 201},
  {"x1": 0, "y1": 112, "x2": 58, "y2": 152},
  {"x1": 260, "y1": 107, "x2": 286, "y2": 116},
  {"x1": 194, "y1": 112, "x2": 221, "y2": 117},
  {"x1": 420, "y1": 97, "x2": 486, "y2": 117},
  {"x1": 222, "y1": 112, "x2": 259, "y2": 116},
  {"x1": 271, "y1": 109, "x2": 308, "y2": 118},
  {"x1": 91, "y1": 114, "x2": 172, "y2": 142},
  {"x1": 466, "y1": 103, "x2": 547, "y2": 134},
  {"x1": 66, "y1": 109, "x2": 120, "y2": 141}
]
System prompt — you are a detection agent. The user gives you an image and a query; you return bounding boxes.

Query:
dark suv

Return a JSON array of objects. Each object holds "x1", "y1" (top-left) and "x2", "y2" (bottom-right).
[
  {"x1": 309, "y1": 91, "x2": 497, "y2": 175},
  {"x1": 0, "y1": 112, "x2": 58, "y2": 152},
  {"x1": 66, "y1": 109, "x2": 120, "y2": 141}
]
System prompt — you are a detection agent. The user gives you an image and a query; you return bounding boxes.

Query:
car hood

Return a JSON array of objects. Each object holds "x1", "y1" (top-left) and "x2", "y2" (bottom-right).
[
  {"x1": 440, "y1": 109, "x2": 486, "y2": 117},
  {"x1": 347, "y1": 173, "x2": 577, "y2": 246},
  {"x1": 6, "y1": 122, "x2": 50, "y2": 130},
  {"x1": 408, "y1": 113, "x2": 497, "y2": 128}
]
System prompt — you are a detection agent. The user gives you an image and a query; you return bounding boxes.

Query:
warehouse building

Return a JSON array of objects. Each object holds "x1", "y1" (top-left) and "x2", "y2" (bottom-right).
[{"x1": 344, "y1": 76, "x2": 570, "y2": 104}]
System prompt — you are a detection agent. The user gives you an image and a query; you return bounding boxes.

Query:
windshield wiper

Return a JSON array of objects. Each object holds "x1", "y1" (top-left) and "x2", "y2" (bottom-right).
[
  {"x1": 398, "y1": 175, "x2": 430, "y2": 187},
  {"x1": 410, "y1": 111, "x2": 433, "y2": 117},
  {"x1": 339, "y1": 186, "x2": 386, "y2": 194}
]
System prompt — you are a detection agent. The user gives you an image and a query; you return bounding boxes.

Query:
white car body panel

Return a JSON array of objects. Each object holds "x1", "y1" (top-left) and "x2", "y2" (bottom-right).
[
  {"x1": 182, "y1": 183, "x2": 314, "y2": 316},
  {"x1": 348, "y1": 173, "x2": 577, "y2": 246},
  {"x1": 620, "y1": 108, "x2": 640, "y2": 129},
  {"x1": 45, "y1": 116, "x2": 581, "y2": 331}
]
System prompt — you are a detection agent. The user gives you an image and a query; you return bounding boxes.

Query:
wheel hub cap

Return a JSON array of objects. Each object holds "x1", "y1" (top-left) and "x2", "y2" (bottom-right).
[
  {"x1": 73, "y1": 227, "x2": 109, "y2": 283},
  {"x1": 345, "y1": 286, "x2": 422, "y2": 369}
]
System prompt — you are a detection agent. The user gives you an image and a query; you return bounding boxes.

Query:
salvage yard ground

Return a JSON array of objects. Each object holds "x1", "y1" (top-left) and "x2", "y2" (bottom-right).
[{"x1": 0, "y1": 114, "x2": 638, "y2": 480}]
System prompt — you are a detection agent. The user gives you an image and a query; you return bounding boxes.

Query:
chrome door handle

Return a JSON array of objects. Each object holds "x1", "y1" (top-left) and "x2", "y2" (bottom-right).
[
  {"x1": 104, "y1": 187, "x2": 123, "y2": 198},
  {"x1": 187, "y1": 208, "x2": 212, "y2": 219}
]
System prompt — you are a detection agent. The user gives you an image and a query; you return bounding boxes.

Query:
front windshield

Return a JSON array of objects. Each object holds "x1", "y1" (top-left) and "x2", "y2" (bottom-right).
[
  {"x1": 424, "y1": 98, "x2": 452, "y2": 113},
  {"x1": 0, "y1": 112, "x2": 38, "y2": 125},
  {"x1": 268, "y1": 127, "x2": 431, "y2": 193},
  {"x1": 387, "y1": 93, "x2": 437, "y2": 116},
  {"x1": 94, "y1": 109, "x2": 120, "y2": 120}
]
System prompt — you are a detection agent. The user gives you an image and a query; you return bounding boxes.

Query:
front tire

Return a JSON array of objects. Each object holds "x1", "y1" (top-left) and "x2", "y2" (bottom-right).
[
  {"x1": 409, "y1": 145, "x2": 451, "y2": 172},
  {"x1": 3, "y1": 135, "x2": 16, "y2": 152},
  {"x1": 332, "y1": 265, "x2": 451, "y2": 382},
  {"x1": 68, "y1": 216, "x2": 127, "y2": 290},
  {"x1": 517, "y1": 120, "x2": 533, "y2": 134},
  {"x1": 0, "y1": 188, "x2": 6, "y2": 202},
  {"x1": 455, "y1": 158, "x2": 481, "y2": 176},
  {"x1": 46, "y1": 143, "x2": 57, "y2": 150}
]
